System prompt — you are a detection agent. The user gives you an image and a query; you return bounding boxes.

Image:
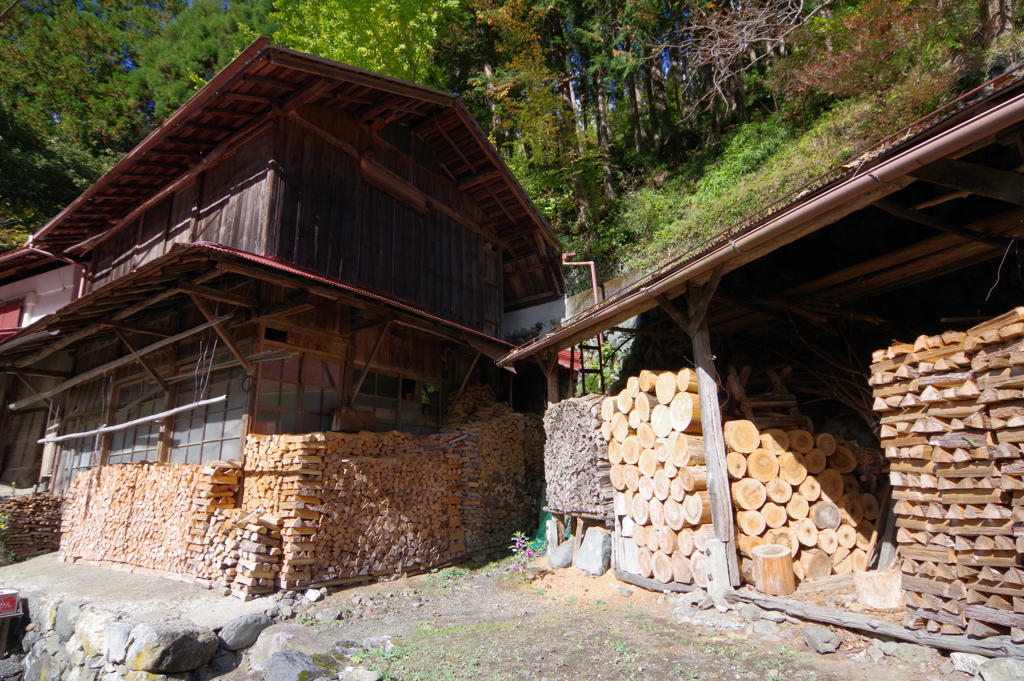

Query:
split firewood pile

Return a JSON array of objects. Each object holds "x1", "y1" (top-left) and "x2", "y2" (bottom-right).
[
  {"x1": 872, "y1": 306, "x2": 1024, "y2": 639},
  {"x1": 543, "y1": 394, "x2": 613, "y2": 518},
  {"x1": 723, "y1": 420, "x2": 882, "y2": 584},
  {"x1": 607, "y1": 369, "x2": 714, "y2": 585},
  {"x1": 445, "y1": 383, "x2": 512, "y2": 426},
  {"x1": 59, "y1": 463, "x2": 200, "y2": 575},
  {"x1": 0, "y1": 493, "x2": 62, "y2": 561}
]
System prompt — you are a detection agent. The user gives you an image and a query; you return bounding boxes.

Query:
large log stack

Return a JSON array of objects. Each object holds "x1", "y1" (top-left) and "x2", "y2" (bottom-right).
[
  {"x1": 0, "y1": 493, "x2": 62, "y2": 561},
  {"x1": 872, "y1": 307, "x2": 1024, "y2": 639},
  {"x1": 543, "y1": 394, "x2": 613, "y2": 518},
  {"x1": 607, "y1": 369, "x2": 713, "y2": 586},
  {"x1": 723, "y1": 420, "x2": 881, "y2": 583}
]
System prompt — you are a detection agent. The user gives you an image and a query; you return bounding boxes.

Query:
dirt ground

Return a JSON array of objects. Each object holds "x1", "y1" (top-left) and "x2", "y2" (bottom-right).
[{"x1": 272, "y1": 555, "x2": 964, "y2": 681}]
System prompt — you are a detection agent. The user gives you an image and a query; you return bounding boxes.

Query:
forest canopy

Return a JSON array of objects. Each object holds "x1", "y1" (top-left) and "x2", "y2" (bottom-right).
[{"x1": 1, "y1": 0, "x2": 1022, "y2": 287}]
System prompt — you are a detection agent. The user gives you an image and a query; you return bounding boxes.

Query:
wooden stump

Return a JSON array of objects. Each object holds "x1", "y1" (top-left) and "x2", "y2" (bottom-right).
[{"x1": 752, "y1": 544, "x2": 796, "y2": 595}]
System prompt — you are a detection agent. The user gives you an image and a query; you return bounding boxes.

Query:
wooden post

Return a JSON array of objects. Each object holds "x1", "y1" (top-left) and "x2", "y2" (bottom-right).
[{"x1": 653, "y1": 264, "x2": 740, "y2": 588}]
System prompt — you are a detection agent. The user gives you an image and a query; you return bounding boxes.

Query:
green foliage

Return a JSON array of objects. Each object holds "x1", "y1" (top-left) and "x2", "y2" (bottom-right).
[
  {"x1": 272, "y1": 0, "x2": 463, "y2": 84},
  {"x1": 132, "y1": 0, "x2": 279, "y2": 119}
]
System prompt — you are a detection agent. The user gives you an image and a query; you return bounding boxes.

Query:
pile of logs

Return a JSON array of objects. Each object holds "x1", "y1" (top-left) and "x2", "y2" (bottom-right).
[
  {"x1": 543, "y1": 395, "x2": 613, "y2": 518},
  {"x1": 607, "y1": 369, "x2": 712, "y2": 585},
  {"x1": 0, "y1": 493, "x2": 62, "y2": 561},
  {"x1": 445, "y1": 383, "x2": 512, "y2": 426},
  {"x1": 59, "y1": 463, "x2": 200, "y2": 575},
  {"x1": 872, "y1": 306, "x2": 1024, "y2": 638},
  {"x1": 723, "y1": 421, "x2": 881, "y2": 583}
]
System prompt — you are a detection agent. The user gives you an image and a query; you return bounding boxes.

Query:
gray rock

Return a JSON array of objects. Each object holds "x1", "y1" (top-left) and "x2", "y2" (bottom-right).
[
  {"x1": 867, "y1": 646, "x2": 884, "y2": 663},
  {"x1": 616, "y1": 587, "x2": 633, "y2": 598},
  {"x1": 697, "y1": 597, "x2": 715, "y2": 611},
  {"x1": 575, "y1": 527, "x2": 611, "y2": 576},
  {"x1": 939, "y1": 664, "x2": 954, "y2": 675},
  {"x1": 217, "y1": 614, "x2": 273, "y2": 651},
  {"x1": 778, "y1": 626, "x2": 794, "y2": 640},
  {"x1": 752, "y1": 620, "x2": 780, "y2": 637},
  {"x1": 210, "y1": 649, "x2": 237, "y2": 675},
  {"x1": 801, "y1": 626, "x2": 841, "y2": 654},
  {"x1": 980, "y1": 657, "x2": 1024, "y2": 681},
  {"x1": 105, "y1": 621, "x2": 134, "y2": 663},
  {"x1": 361, "y1": 636, "x2": 392, "y2": 651},
  {"x1": 878, "y1": 641, "x2": 898, "y2": 656},
  {"x1": 56, "y1": 603, "x2": 84, "y2": 643},
  {"x1": 759, "y1": 611, "x2": 786, "y2": 623},
  {"x1": 951, "y1": 652, "x2": 989, "y2": 676},
  {"x1": 329, "y1": 640, "x2": 362, "y2": 658},
  {"x1": 280, "y1": 606, "x2": 294, "y2": 619},
  {"x1": 304, "y1": 590, "x2": 323, "y2": 603},
  {"x1": 314, "y1": 609, "x2": 342, "y2": 623},
  {"x1": 342, "y1": 670, "x2": 381, "y2": 681},
  {"x1": 124, "y1": 623, "x2": 219, "y2": 673},
  {"x1": 739, "y1": 604, "x2": 761, "y2": 623},
  {"x1": 547, "y1": 540, "x2": 574, "y2": 570},
  {"x1": 264, "y1": 651, "x2": 329, "y2": 681},
  {"x1": 893, "y1": 643, "x2": 939, "y2": 666}
]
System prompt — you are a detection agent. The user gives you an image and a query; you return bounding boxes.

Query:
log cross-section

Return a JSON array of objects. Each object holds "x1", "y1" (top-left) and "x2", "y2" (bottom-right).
[{"x1": 9, "y1": 315, "x2": 231, "y2": 410}]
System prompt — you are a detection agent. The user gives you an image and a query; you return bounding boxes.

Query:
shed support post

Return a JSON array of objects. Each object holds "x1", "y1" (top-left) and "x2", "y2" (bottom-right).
[
  {"x1": 538, "y1": 351, "x2": 560, "y2": 405},
  {"x1": 653, "y1": 265, "x2": 740, "y2": 590}
]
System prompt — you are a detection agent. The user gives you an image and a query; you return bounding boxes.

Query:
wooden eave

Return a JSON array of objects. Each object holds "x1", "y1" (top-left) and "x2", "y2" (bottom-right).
[{"x1": 0, "y1": 244, "x2": 513, "y2": 369}]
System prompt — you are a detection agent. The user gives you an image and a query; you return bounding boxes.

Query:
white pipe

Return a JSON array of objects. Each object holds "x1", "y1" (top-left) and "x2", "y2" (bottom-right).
[
  {"x1": 38, "y1": 395, "x2": 227, "y2": 444},
  {"x1": 21, "y1": 292, "x2": 38, "y2": 327}
]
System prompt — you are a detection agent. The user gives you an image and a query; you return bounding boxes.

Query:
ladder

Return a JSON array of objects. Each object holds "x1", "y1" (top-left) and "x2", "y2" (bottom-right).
[{"x1": 571, "y1": 338, "x2": 606, "y2": 396}]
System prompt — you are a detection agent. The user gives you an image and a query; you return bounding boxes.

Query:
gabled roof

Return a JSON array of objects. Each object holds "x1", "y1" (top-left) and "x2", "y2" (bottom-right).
[
  {"x1": 26, "y1": 38, "x2": 564, "y2": 307},
  {"x1": 499, "y1": 69, "x2": 1024, "y2": 365}
]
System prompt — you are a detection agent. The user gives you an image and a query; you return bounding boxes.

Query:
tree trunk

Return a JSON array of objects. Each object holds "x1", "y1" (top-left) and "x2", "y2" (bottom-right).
[{"x1": 593, "y1": 68, "x2": 617, "y2": 201}]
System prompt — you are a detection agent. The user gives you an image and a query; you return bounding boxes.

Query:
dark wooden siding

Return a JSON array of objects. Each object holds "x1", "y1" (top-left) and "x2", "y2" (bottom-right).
[{"x1": 272, "y1": 109, "x2": 502, "y2": 335}]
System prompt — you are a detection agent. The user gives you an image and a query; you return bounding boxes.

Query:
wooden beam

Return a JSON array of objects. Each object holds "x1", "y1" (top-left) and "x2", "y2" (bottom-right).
[
  {"x1": 185, "y1": 294, "x2": 253, "y2": 374},
  {"x1": 176, "y1": 281, "x2": 255, "y2": 308},
  {"x1": 13, "y1": 286, "x2": 185, "y2": 368},
  {"x1": 256, "y1": 292, "x2": 314, "y2": 319},
  {"x1": 3, "y1": 368, "x2": 70, "y2": 379},
  {"x1": 874, "y1": 199, "x2": 1010, "y2": 247},
  {"x1": 457, "y1": 167, "x2": 501, "y2": 191},
  {"x1": 684, "y1": 275, "x2": 740, "y2": 588},
  {"x1": 349, "y1": 321, "x2": 391, "y2": 406},
  {"x1": 99, "y1": 320, "x2": 171, "y2": 338},
  {"x1": 112, "y1": 329, "x2": 170, "y2": 393},
  {"x1": 444, "y1": 352, "x2": 481, "y2": 426},
  {"x1": 9, "y1": 315, "x2": 230, "y2": 410},
  {"x1": 909, "y1": 158, "x2": 1024, "y2": 207}
]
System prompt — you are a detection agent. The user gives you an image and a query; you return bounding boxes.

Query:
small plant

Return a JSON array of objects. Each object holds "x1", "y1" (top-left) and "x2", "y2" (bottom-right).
[
  {"x1": 295, "y1": 614, "x2": 317, "y2": 626},
  {"x1": 566, "y1": 595, "x2": 578, "y2": 605},
  {"x1": 508, "y1": 531, "x2": 537, "y2": 575}
]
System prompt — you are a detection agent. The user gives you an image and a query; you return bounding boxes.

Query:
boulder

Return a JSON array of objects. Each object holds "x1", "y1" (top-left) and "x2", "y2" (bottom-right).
[
  {"x1": 104, "y1": 621, "x2": 134, "y2": 664},
  {"x1": 801, "y1": 626, "x2": 841, "y2": 654},
  {"x1": 575, "y1": 528, "x2": 611, "y2": 576},
  {"x1": 56, "y1": 602, "x2": 85, "y2": 643},
  {"x1": 75, "y1": 611, "x2": 115, "y2": 657},
  {"x1": 314, "y1": 609, "x2": 343, "y2": 623},
  {"x1": 264, "y1": 650, "x2": 330, "y2": 681},
  {"x1": 951, "y1": 652, "x2": 988, "y2": 676},
  {"x1": 218, "y1": 614, "x2": 274, "y2": 651},
  {"x1": 752, "y1": 620, "x2": 780, "y2": 638},
  {"x1": 122, "y1": 671, "x2": 190, "y2": 681},
  {"x1": 980, "y1": 657, "x2": 1024, "y2": 681},
  {"x1": 739, "y1": 603, "x2": 761, "y2": 623},
  {"x1": 547, "y1": 540, "x2": 574, "y2": 570},
  {"x1": 247, "y1": 625, "x2": 306, "y2": 671},
  {"x1": 304, "y1": 589, "x2": 323, "y2": 603},
  {"x1": 341, "y1": 670, "x2": 381, "y2": 681},
  {"x1": 124, "y1": 623, "x2": 219, "y2": 673}
]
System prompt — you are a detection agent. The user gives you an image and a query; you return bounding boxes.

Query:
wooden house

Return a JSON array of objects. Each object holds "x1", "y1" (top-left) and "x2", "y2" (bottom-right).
[{"x1": 0, "y1": 39, "x2": 564, "y2": 492}]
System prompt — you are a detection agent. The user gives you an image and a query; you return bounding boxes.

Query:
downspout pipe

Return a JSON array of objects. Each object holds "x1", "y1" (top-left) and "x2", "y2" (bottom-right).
[{"x1": 500, "y1": 86, "x2": 1024, "y2": 366}]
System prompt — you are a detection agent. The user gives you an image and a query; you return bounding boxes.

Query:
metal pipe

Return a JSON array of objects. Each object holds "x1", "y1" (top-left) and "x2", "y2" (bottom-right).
[
  {"x1": 561, "y1": 253, "x2": 604, "y2": 392},
  {"x1": 500, "y1": 86, "x2": 1024, "y2": 365},
  {"x1": 561, "y1": 253, "x2": 602, "y2": 307}
]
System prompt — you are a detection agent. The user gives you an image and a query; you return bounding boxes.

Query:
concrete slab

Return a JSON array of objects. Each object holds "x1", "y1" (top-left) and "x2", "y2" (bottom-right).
[{"x1": 0, "y1": 553, "x2": 272, "y2": 629}]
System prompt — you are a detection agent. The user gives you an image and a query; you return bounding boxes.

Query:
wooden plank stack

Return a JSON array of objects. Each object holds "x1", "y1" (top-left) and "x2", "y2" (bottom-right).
[
  {"x1": 723, "y1": 421, "x2": 881, "y2": 583},
  {"x1": 542, "y1": 394, "x2": 613, "y2": 518},
  {"x1": 0, "y1": 493, "x2": 62, "y2": 561},
  {"x1": 871, "y1": 307, "x2": 1024, "y2": 638}
]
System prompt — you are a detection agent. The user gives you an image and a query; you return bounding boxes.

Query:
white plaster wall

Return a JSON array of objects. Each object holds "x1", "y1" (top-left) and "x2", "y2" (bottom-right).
[
  {"x1": 503, "y1": 297, "x2": 567, "y2": 341},
  {"x1": 0, "y1": 265, "x2": 81, "y2": 326}
]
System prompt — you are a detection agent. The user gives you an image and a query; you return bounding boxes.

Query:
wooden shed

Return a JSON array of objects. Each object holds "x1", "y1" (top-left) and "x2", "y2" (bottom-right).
[{"x1": 0, "y1": 38, "x2": 564, "y2": 492}]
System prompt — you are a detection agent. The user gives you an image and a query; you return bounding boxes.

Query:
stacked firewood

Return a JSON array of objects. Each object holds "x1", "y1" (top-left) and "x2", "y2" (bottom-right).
[
  {"x1": 872, "y1": 307, "x2": 1024, "y2": 638},
  {"x1": 0, "y1": 493, "x2": 62, "y2": 561},
  {"x1": 542, "y1": 394, "x2": 612, "y2": 517},
  {"x1": 608, "y1": 369, "x2": 712, "y2": 585},
  {"x1": 445, "y1": 383, "x2": 512, "y2": 426},
  {"x1": 60, "y1": 463, "x2": 200, "y2": 575},
  {"x1": 449, "y1": 414, "x2": 543, "y2": 552},
  {"x1": 723, "y1": 420, "x2": 881, "y2": 583}
]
